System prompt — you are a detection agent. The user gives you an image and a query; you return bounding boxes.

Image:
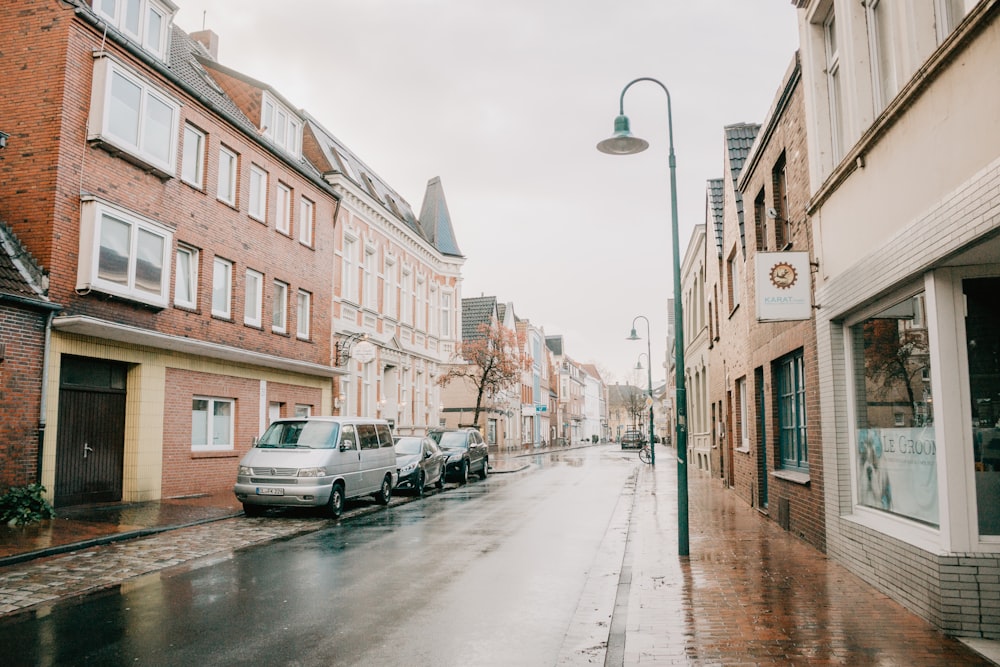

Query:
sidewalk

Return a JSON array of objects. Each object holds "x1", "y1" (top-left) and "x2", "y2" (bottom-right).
[{"x1": 605, "y1": 454, "x2": 1000, "y2": 666}]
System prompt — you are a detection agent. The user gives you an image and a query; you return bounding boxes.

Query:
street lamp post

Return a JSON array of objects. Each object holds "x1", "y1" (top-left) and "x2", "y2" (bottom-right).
[
  {"x1": 598, "y1": 77, "x2": 689, "y2": 557},
  {"x1": 628, "y1": 317, "x2": 655, "y2": 466}
]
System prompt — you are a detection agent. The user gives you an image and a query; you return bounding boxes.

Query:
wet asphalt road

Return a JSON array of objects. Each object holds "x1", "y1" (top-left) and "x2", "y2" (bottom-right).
[{"x1": 1, "y1": 446, "x2": 633, "y2": 666}]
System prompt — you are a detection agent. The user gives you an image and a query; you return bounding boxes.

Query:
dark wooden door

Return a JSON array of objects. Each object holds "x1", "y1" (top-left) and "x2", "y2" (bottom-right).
[{"x1": 54, "y1": 358, "x2": 127, "y2": 507}]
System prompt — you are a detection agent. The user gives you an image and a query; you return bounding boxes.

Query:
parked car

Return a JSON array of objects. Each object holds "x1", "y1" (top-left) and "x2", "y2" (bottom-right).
[
  {"x1": 428, "y1": 428, "x2": 489, "y2": 484},
  {"x1": 621, "y1": 429, "x2": 645, "y2": 450},
  {"x1": 234, "y1": 417, "x2": 397, "y2": 518},
  {"x1": 394, "y1": 436, "x2": 447, "y2": 495}
]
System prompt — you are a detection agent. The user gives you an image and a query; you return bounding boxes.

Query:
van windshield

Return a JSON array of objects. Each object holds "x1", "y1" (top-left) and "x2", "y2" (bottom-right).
[{"x1": 256, "y1": 421, "x2": 340, "y2": 449}]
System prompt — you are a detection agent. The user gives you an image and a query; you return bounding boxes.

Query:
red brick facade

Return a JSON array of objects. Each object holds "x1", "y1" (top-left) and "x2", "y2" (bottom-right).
[
  {"x1": 0, "y1": 305, "x2": 49, "y2": 489},
  {"x1": 706, "y1": 55, "x2": 826, "y2": 551}
]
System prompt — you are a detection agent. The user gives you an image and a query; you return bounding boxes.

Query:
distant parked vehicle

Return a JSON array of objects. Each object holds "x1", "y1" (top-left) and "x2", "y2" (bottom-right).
[
  {"x1": 428, "y1": 428, "x2": 489, "y2": 484},
  {"x1": 394, "y1": 436, "x2": 447, "y2": 495},
  {"x1": 234, "y1": 417, "x2": 397, "y2": 518},
  {"x1": 621, "y1": 429, "x2": 645, "y2": 450}
]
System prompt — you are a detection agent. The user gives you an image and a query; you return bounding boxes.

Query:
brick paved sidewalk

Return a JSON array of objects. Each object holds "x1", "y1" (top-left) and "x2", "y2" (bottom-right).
[{"x1": 614, "y1": 457, "x2": 999, "y2": 666}]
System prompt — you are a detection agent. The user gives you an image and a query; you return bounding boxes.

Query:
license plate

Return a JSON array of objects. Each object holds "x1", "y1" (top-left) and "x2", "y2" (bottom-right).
[{"x1": 256, "y1": 487, "x2": 284, "y2": 496}]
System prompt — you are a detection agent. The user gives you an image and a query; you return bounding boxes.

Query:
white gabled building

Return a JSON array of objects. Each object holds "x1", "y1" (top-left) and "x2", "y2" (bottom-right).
[{"x1": 304, "y1": 119, "x2": 464, "y2": 434}]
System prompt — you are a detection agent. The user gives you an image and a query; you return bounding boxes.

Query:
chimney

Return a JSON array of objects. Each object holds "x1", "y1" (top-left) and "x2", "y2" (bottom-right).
[{"x1": 190, "y1": 29, "x2": 219, "y2": 60}]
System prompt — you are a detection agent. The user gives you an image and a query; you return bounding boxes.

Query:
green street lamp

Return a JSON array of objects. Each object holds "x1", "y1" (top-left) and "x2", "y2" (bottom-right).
[
  {"x1": 628, "y1": 317, "x2": 655, "y2": 466},
  {"x1": 599, "y1": 77, "x2": 689, "y2": 557}
]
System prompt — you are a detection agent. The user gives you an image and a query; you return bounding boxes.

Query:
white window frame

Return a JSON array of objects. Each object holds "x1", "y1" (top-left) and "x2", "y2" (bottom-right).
[
  {"x1": 866, "y1": 0, "x2": 898, "y2": 115},
  {"x1": 342, "y1": 236, "x2": 358, "y2": 304},
  {"x1": 441, "y1": 291, "x2": 452, "y2": 338},
  {"x1": 275, "y1": 182, "x2": 292, "y2": 234},
  {"x1": 384, "y1": 258, "x2": 397, "y2": 319},
  {"x1": 88, "y1": 56, "x2": 179, "y2": 175},
  {"x1": 935, "y1": 0, "x2": 970, "y2": 43},
  {"x1": 824, "y1": 8, "x2": 846, "y2": 163},
  {"x1": 401, "y1": 269, "x2": 413, "y2": 325},
  {"x1": 260, "y1": 92, "x2": 302, "y2": 157},
  {"x1": 248, "y1": 165, "x2": 268, "y2": 222},
  {"x1": 364, "y1": 247, "x2": 377, "y2": 309},
  {"x1": 297, "y1": 289, "x2": 311, "y2": 340},
  {"x1": 298, "y1": 196, "x2": 314, "y2": 246},
  {"x1": 416, "y1": 275, "x2": 427, "y2": 331},
  {"x1": 272, "y1": 279, "x2": 288, "y2": 333},
  {"x1": 212, "y1": 257, "x2": 232, "y2": 319},
  {"x1": 174, "y1": 244, "x2": 198, "y2": 309},
  {"x1": 191, "y1": 396, "x2": 234, "y2": 451},
  {"x1": 244, "y1": 269, "x2": 263, "y2": 327},
  {"x1": 180, "y1": 124, "x2": 205, "y2": 189},
  {"x1": 217, "y1": 146, "x2": 238, "y2": 207},
  {"x1": 77, "y1": 198, "x2": 173, "y2": 308},
  {"x1": 737, "y1": 376, "x2": 750, "y2": 452},
  {"x1": 94, "y1": 0, "x2": 173, "y2": 61}
]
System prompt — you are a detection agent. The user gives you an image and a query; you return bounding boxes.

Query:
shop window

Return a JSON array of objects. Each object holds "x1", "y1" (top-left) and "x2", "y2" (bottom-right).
[
  {"x1": 851, "y1": 293, "x2": 937, "y2": 525},
  {"x1": 777, "y1": 351, "x2": 808, "y2": 472},
  {"x1": 966, "y1": 277, "x2": 1000, "y2": 535}
]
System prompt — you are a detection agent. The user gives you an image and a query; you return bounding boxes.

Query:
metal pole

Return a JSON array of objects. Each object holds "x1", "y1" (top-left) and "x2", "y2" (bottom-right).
[{"x1": 614, "y1": 78, "x2": 688, "y2": 556}]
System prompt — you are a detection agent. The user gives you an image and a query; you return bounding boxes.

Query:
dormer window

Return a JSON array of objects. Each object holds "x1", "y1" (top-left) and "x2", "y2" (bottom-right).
[
  {"x1": 94, "y1": 0, "x2": 175, "y2": 62},
  {"x1": 261, "y1": 92, "x2": 302, "y2": 157}
]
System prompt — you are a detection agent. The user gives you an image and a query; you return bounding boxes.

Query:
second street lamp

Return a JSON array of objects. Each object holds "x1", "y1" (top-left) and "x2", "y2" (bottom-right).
[
  {"x1": 628, "y1": 317, "x2": 655, "y2": 465},
  {"x1": 599, "y1": 76, "x2": 689, "y2": 557}
]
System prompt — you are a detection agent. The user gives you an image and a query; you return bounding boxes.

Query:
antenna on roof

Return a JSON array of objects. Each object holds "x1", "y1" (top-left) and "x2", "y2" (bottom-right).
[{"x1": 202, "y1": 10, "x2": 207, "y2": 31}]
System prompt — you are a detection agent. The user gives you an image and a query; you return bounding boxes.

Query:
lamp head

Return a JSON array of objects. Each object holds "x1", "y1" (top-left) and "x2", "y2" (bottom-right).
[
  {"x1": 626, "y1": 327, "x2": 640, "y2": 341},
  {"x1": 634, "y1": 360, "x2": 643, "y2": 370},
  {"x1": 596, "y1": 114, "x2": 649, "y2": 155}
]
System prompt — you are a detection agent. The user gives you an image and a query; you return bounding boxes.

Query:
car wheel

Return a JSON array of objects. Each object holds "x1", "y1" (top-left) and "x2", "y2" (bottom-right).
[
  {"x1": 458, "y1": 460, "x2": 469, "y2": 485},
  {"x1": 375, "y1": 475, "x2": 392, "y2": 505},
  {"x1": 415, "y1": 470, "x2": 425, "y2": 496},
  {"x1": 479, "y1": 456, "x2": 489, "y2": 479},
  {"x1": 327, "y1": 483, "x2": 345, "y2": 518},
  {"x1": 436, "y1": 464, "x2": 446, "y2": 489},
  {"x1": 243, "y1": 503, "x2": 265, "y2": 517}
]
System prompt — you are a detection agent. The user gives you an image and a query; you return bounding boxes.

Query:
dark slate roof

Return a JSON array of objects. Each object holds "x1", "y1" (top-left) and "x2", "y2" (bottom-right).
[
  {"x1": 545, "y1": 335, "x2": 564, "y2": 356},
  {"x1": 0, "y1": 223, "x2": 54, "y2": 307},
  {"x1": 462, "y1": 296, "x2": 497, "y2": 341},
  {"x1": 706, "y1": 178, "x2": 725, "y2": 258},
  {"x1": 418, "y1": 177, "x2": 463, "y2": 257},
  {"x1": 725, "y1": 124, "x2": 760, "y2": 257},
  {"x1": 497, "y1": 303, "x2": 508, "y2": 322}
]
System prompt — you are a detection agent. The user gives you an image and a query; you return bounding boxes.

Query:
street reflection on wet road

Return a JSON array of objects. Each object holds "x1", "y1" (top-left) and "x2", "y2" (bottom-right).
[{"x1": 0, "y1": 446, "x2": 635, "y2": 666}]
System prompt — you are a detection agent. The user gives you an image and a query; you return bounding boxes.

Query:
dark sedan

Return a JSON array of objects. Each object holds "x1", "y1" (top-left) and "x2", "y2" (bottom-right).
[
  {"x1": 394, "y1": 436, "x2": 447, "y2": 495},
  {"x1": 428, "y1": 428, "x2": 489, "y2": 485}
]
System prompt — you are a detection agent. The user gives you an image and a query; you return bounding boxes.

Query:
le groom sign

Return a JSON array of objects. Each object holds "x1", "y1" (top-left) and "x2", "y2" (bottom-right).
[{"x1": 755, "y1": 252, "x2": 812, "y2": 322}]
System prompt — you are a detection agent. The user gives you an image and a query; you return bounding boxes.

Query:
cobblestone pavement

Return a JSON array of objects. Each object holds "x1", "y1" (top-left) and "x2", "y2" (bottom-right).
[{"x1": 0, "y1": 515, "x2": 328, "y2": 616}]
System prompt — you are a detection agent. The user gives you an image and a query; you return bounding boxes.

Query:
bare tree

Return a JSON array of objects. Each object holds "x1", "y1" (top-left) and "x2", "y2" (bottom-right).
[{"x1": 438, "y1": 321, "x2": 526, "y2": 428}]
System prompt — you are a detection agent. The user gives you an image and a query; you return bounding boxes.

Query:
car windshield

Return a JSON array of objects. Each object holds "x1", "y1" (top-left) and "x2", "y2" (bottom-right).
[
  {"x1": 433, "y1": 431, "x2": 468, "y2": 450},
  {"x1": 394, "y1": 437, "x2": 422, "y2": 455},
  {"x1": 256, "y1": 421, "x2": 339, "y2": 449}
]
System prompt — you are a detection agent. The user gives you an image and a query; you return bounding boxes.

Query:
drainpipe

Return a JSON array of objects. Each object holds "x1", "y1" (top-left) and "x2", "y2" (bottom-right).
[{"x1": 37, "y1": 310, "x2": 55, "y2": 483}]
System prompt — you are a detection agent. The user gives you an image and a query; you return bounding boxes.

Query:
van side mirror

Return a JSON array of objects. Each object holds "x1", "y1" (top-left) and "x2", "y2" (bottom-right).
[{"x1": 252, "y1": 437, "x2": 259, "y2": 447}]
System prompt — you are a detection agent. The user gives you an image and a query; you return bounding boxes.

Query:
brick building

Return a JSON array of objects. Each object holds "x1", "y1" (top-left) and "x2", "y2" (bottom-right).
[
  {"x1": 0, "y1": 1, "x2": 340, "y2": 504},
  {"x1": 0, "y1": 223, "x2": 61, "y2": 489}
]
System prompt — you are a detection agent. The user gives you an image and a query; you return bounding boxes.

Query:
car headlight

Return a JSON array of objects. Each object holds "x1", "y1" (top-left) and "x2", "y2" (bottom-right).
[
  {"x1": 238, "y1": 465, "x2": 253, "y2": 476},
  {"x1": 297, "y1": 467, "x2": 327, "y2": 477},
  {"x1": 400, "y1": 462, "x2": 418, "y2": 474}
]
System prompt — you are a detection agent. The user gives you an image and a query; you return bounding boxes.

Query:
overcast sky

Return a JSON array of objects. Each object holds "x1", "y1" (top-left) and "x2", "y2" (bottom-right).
[{"x1": 175, "y1": 1, "x2": 801, "y2": 387}]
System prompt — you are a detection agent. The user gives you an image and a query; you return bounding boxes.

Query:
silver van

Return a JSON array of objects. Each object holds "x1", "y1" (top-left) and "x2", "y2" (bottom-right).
[{"x1": 234, "y1": 417, "x2": 397, "y2": 518}]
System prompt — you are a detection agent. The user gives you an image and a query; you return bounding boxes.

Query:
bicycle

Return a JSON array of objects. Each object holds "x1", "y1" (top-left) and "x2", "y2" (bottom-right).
[{"x1": 638, "y1": 443, "x2": 652, "y2": 464}]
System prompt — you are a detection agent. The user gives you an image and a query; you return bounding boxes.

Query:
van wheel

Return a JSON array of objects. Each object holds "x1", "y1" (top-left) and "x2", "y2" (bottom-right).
[
  {"x1": 243, "y1": 503, "x2": 265, "y2": 517},
  {"x1": 479, "y1": 457, "x2": 489, "y2": 480},
  {"x1": 327, "y1": 483, "x2": 345, "y2": 518},
  {"x1": 375, "y1": 475, "x2": 392, "y2": 505}
]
